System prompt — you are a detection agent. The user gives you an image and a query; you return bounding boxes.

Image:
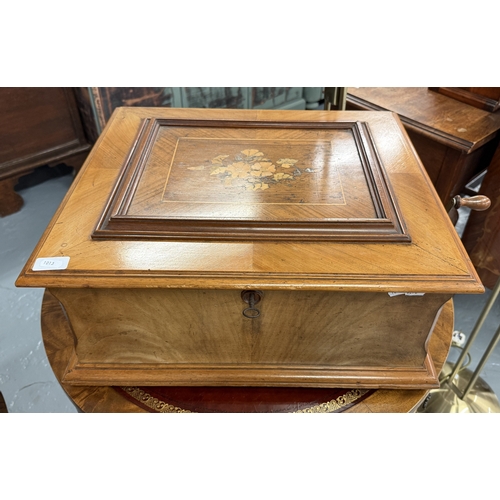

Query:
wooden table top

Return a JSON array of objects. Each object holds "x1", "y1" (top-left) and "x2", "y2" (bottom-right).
[
  {"x1": 41, "y1": 290, "x2": 454, "y2": 413},
  {"x1": 347, "y1": 87, "x2": 500, "y2": 153}
]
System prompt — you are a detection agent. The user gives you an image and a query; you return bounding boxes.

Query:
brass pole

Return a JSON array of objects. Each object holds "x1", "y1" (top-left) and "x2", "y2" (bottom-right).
[
  {"x1": 463, "y1": 321, "x2": 500, "y2": 398},
  {"x1": 448, "y1": 277, "x2": 500, "y2": 383}
]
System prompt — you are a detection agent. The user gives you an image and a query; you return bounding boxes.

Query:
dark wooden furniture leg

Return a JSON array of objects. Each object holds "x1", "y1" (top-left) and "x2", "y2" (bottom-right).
[
  {"x1": 0, "y1": 177, "x2": 23, "y2": 217},
  {"x1": 0, "y1": 391, "x2": 7, "y2": 413},
  {"x1": 0, "y1": 87, "x2": 91, "y2": 218}
]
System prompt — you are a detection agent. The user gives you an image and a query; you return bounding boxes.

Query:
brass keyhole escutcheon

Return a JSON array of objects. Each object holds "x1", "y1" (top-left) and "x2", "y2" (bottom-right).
[{"x1": 241, "y1": 290, "x2": 263, "y2": 318}]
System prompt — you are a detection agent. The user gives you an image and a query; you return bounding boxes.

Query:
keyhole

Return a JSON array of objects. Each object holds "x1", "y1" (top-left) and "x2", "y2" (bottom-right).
[{"x1": 241, "y1": 290, "x2": 263, "y2": 318}]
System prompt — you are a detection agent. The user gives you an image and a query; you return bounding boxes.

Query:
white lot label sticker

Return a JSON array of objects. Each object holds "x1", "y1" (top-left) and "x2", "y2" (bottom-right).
[
  {"x1": 33, "y1": 257, "x2": 70, "y2": 271},
  {"x1": 388, "y1": 292, "x2": 425, "y2": 297}
]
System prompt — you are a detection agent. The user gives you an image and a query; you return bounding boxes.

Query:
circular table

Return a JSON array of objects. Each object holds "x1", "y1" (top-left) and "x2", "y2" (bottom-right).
[{"x1": 41, "y1": 291, "x2": 454, "y2": 413}]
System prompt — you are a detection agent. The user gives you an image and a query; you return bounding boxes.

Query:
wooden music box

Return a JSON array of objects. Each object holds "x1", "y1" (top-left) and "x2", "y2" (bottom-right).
[{"x1": 16, "y1": 107, "x2": 483, "y2": 389}]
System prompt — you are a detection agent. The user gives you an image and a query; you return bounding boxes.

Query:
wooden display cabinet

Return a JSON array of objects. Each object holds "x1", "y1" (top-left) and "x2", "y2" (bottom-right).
[
  {"x1": 346, "y1": 87, "x2": 500, "y2": 204},
  {"x1": 74, "y1": 87, "x2": 322, "y2": 143},
  {"x1": 16, "y1": 107, "x2": 483, "y2": 389}
]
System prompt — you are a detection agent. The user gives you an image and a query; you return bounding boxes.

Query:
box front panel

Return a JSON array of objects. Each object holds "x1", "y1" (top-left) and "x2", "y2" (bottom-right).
[
  {"x1": 52, "y1": 288, "x2": 253, "y2": 365},
  {"x1": 51, "y1": 288, "x2": 450, "y2": 385},
  {"x1": 252, "y1": 291, "x2": 450, "y2": 367}
]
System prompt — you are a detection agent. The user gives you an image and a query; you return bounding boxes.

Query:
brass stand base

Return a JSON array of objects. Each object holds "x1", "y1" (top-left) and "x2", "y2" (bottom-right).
[{"x1": 418, "y1": 362, "x2": 500, "y2": 413}]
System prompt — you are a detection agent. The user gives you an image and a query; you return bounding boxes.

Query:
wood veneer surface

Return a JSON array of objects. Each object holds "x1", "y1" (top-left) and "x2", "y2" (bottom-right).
[
  {"x1": 17, "y1": 108, "x2": 481, "y2": 390},
  {"x1": 347, "y1": 87, "x2": 500, "y2": 153},
  {"x1": 41, "y1": 291, "x2": 455, "y2": 413},
  {"x1": 16, "y1": 108, "x2": 482, "y2": 294},
  {"x1": 51, "y1": 287, "x2": 448, "y2": 388}
]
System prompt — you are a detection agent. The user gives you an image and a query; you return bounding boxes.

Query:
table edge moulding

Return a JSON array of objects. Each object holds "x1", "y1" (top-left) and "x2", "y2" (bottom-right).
[{"x1": 15, "y1": 108, "x2": 484, "y2": 391}]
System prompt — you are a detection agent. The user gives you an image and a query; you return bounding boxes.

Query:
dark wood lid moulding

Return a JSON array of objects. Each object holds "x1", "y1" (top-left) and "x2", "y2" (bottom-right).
[{"x1": 92, "y1": 117, "x2": 409, "y2": 242}]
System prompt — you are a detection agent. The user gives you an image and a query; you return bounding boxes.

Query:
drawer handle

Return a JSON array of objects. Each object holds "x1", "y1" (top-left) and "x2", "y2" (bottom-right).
[{"x1": 241, "y1": 290, "x2": 263, "y2": 318}]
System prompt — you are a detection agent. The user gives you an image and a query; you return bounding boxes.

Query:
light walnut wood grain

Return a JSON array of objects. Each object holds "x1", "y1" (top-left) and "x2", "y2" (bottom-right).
[
  {"x1": 40, "y1": 291, "x2": 455, "y2": 412},
  {"x1": 16, "y1": 108, "x2": 482, "y2": 293},
  {"x1": 51, "y1": 287, "x2": 449, "y2": 388},
  {"x1": 15, "y1": 108, "x2": 483, "y2": 389}
]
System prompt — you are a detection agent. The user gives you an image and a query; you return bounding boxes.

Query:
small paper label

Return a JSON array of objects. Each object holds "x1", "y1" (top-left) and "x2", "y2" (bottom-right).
[
  {"x1": 33, "y1": 257, "x2": 70, "y2": 271},
  {"x1": 388, "y1": 292, "x2": 425, "y2": 297}
]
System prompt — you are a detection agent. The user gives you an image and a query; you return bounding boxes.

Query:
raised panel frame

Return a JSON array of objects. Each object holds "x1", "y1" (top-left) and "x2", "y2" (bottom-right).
[{"x1": 92, "y1": 117, "x2": 410, "y2": 242}]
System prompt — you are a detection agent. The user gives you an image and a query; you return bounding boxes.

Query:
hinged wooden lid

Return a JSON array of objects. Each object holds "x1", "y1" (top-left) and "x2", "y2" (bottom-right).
[{"x1": 16, "y1": 108, "x2": 483, "y2": 293}]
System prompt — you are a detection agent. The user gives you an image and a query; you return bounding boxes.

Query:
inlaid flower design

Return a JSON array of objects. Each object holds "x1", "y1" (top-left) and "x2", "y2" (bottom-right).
[{"x1": 188, "y1": 149, "x2": 314, "y2": 191}]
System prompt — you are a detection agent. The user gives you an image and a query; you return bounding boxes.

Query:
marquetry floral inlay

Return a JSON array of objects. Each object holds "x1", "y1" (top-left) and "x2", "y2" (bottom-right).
[{"x1": 188, "y1": 149, "x2": 315, "y2": 191}]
